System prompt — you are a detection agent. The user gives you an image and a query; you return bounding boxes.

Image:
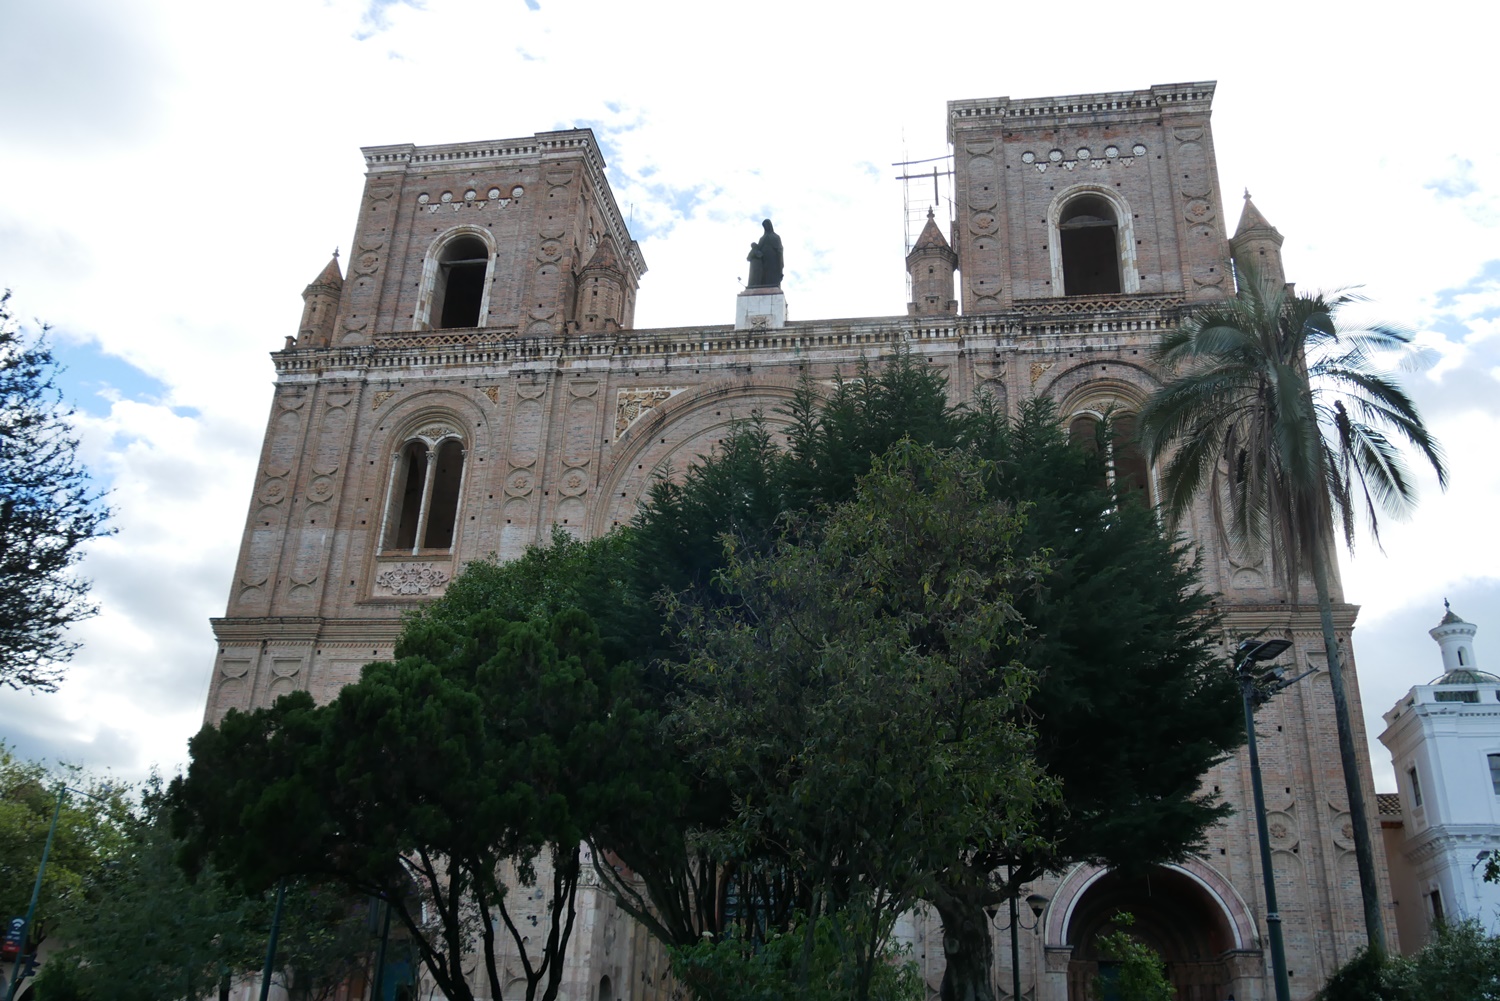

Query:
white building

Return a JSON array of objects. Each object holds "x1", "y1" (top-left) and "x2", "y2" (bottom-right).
[{"x1": 1378, "y1": 605, "x2": 1500, "y2": 953}]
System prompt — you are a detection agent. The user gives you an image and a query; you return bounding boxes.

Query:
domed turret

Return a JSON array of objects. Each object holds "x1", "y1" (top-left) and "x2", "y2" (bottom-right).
[{"x1": 1428, "y1": 601, "x2": 1492, "y2": 683}]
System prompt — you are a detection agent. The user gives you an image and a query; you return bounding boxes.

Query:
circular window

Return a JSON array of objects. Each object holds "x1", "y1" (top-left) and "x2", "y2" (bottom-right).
[
  {"x1": 1049, "y1": 149, "x2": 1063, "y2": 162},
  {"x1": 1105, "y1": 146, "x2": 1120, "y2": 158},
  {"x1": 440, "y1": 191, "x2": 454, "y2": 204},
  {"x1": 511, "y1": 185, "x2": 525, "y2": 198},
  {"x1": 487, "y1": 187, "x2": 501, "y2": 199},
  {"x1": 464, "y1": 189, "x2": 476, "y2": 201},
  {"x1": 1077, "y1": 147, "x2": 1091, "y2": 160},
  {"x1": 1021, "y1": 151, "x2": 1036, "y2": 164},
  {"x1": 1132, "y1": 144, "x2": 1147, "y2": 157},
  {"x1": 417, "y1": 193, "x2": 430, "y2": 204}
]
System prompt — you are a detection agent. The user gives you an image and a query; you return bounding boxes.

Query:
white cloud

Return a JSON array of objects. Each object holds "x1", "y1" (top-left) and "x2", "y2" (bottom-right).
[{"x1": 1, "y1": 0, "x2": 1497, "y2": 794}]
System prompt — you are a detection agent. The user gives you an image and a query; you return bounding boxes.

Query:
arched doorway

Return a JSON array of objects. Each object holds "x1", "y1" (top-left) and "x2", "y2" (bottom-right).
[{"x1": 1065, "y1": 866, "x2": 1238, "y2": 1001}]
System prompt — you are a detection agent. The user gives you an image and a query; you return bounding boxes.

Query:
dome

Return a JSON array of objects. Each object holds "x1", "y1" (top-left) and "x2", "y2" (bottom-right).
[{"x1": 1429, "y1": 668, "x2": 1500, "y2": 686}]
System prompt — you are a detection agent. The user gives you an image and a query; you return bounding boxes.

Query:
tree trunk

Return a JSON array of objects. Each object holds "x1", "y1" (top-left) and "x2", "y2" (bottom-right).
[
  {"x1": 1309, "y1": 548, "x2": 1387, "y2": 955},
  {"x1": 934, "y1": 895, "x2": 997, "y2": 1001}
]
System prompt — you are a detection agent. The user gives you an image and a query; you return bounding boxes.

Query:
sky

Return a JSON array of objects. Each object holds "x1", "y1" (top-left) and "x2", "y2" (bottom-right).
[{"x1": 0, "y1": 0, "x2": 1497, "y2": 794}]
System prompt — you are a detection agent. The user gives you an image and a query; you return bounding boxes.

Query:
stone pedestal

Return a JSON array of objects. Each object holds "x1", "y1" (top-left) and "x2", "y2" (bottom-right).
[{"x1": 735, "y1": 287, "x2": 786, "y2": 330}]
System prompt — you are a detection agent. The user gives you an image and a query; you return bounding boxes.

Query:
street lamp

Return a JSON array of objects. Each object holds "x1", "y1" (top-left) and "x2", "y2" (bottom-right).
[
  {"x1": 3, "y1": 783, "x2": 116, "y2": 1001},
  {"x1": 989, "y1": 884, "x2": 1049, "y2": 1001},
  {"x1": 1236, "y1": 637, "x2": 1310, "y2": 1001}
]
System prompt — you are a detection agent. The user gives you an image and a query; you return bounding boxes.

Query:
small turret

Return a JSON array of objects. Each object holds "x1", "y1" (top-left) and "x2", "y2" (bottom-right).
[
  {"x1": 297, "y1": 252, "x2": 344, "y2": 348},
  {"x1": 906, "y1": 209, "x2": 958, "y2": 317},
  {"x1": 1229, "y1": 191, "x2": 1287, "y2": 293},
  {"x1": 1428, "y1": 601, "x2": 1491, "y2": 682},
  {"x1": 574, "y1": 235, "x2": 627, "y2": 333}
]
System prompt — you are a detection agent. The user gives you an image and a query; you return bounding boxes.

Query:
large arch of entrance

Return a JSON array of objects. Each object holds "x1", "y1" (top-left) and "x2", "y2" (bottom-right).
[{"x1": 1043, "y1": 862, "x2": 1262, "y2": 1001}]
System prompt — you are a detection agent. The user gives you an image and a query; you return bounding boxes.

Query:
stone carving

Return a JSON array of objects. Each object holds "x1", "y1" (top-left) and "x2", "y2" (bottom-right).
[
  {"x1": 371, "y1": 391, "x2": 396, "y2": 409},
  {"x1": 559, "y1": 468, "x2": 589, "y2": 496},
  {"x1": 308, "y1": 476, "x2": 335, "y2": 502},
  {"x1": 416, "y1": 423, "x2": 460, "y2": 443},
  {"x1": 375, "y1": 562, "x2": 452, "y2": 596},
  {"x1": 746, "y1": 220, "x2": 783, "y2": 288},
  {"x1": 1030, "y1": 362, "x2": 1053, "y2": 386},
  {"x1": 615, "y1": 388, "x2": 678, "y2": 439},
  {"x1": 480, "y1": 386, "x2": 500, "y2": 404},
  {"x1": 506, "y1": 469, "x2": 534, "y2": 496},
  {"x1": 259, "y1": 478, "x2": 288, "y2": 504}
]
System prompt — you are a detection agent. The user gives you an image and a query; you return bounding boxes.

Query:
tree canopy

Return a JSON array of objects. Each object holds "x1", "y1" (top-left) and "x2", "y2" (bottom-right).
[
  {"x1": 173, "y1": 607, "x2": 662, "y2": 1001},
  {"x1": 0, "y1": 292, "x2": 111, "y2": 691}
]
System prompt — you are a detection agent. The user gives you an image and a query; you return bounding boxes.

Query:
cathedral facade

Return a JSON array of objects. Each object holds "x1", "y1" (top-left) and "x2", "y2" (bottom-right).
[{"x1": 203, "y1": 82, "x2": 1390, "y2": 1001}]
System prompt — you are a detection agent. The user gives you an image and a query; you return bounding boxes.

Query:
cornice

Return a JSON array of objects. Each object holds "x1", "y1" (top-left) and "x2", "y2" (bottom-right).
[
  {"x1": 948, "y1": 82, "x2": 1216, "y2": 140},
  {"x1": 273, "y1": 298, "x2": 1190, "y2": 378}
]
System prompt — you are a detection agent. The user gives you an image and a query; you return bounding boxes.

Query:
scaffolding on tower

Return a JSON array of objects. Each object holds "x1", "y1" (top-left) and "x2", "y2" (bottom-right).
[{"x1": 894, "y1": 154, "x2": 954, "y2": 300}]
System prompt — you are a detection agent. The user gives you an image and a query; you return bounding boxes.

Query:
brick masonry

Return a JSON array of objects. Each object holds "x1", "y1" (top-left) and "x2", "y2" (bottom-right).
[{"x1": 204, "y1": 84, "x2": 1390, "y2": 1001}]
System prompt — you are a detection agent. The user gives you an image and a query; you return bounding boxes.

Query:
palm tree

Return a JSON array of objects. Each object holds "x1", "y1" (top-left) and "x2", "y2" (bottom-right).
[{"x1": 1137, "y1": 264, "x2": 1447, "y2": 955}]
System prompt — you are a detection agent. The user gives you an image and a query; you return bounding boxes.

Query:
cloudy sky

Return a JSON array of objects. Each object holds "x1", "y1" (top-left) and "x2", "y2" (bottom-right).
[{"x1": 0, "y1": 0, "x2": 1496, "y2": 793}]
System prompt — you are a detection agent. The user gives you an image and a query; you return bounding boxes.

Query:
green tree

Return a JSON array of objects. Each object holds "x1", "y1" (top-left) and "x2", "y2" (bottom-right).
[
  {"x1": 670, "y1": 442, "x2": 1055, "y2": 1001},
  {"x1": 24, "y1": 770, "x2": 372, "y2": 1001},
  {"x1": 1316, "y1": 920, "x2": 1500, "y2": 1001},
  {"x1": 1137, "y1": 268, "x2": 1447, "y2": 953},
  {"x1": 670, "y1": 913, "x2": 921, "y2": 1001},
  {"x1": 1091, "y1": 914, "x2": 1175, "y2": 1001},
  {"x1": 929, "y1": 399, "x2": 1240, "y2": 1001},
  {"x1": 624, "y1": 357, "x2": 1242, "y2": 1001},
  {"x1": 34, "y1": 777, "x2": 260, "y2": 1001},
  {"x1": 0, "y1": 292, "x2": 112, "y2": 691},
  {"x1": 173, "y1": 608, "x2": 658, "y2": 1001},
  {"x1": 0, "y1": 746, "x2": 132, "y2": 968}
]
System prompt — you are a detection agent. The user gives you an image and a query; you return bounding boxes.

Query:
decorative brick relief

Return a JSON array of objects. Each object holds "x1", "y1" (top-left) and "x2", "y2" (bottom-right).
[
  {"x1": 217, "y1": 659, "x2": 252, "y2": 712},
  {"x1": 371, "y1": 390, "x2": 396, "y2": 410},
  {"x1": 267, "y1": 398, "x2": 306, "y2": 474},
  {"x1": 268, "y1": 657, "x2": 302, "y2": 701},
  {"x1": 505, "y1": 469, "x2": 534, "y2": 496},
  {"x1": 375, "y1": 562, "x2": 451, "y2": 596},
  {"x1": 510, "y1": 386, "x2": 546, "y2": 467},
  {"x1": 353, "y1": 239, "x2": 382, "y2": 280},
  {"x1": 1030, "y1": 362, "x2": 1053, "y2": 386},
  {"x1": 615, "y1": 388, "x2": 681, "y2": 439},
  {"x1": 563, "y1": 381, "x2": 599, "y2": 468},
  {"x1": 480, "y1": 386, "x2": 500, "y2": 405}
]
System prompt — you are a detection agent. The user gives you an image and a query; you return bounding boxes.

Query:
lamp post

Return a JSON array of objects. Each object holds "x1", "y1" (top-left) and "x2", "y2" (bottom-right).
[
  {"x1": 5, "y1": 786, "x2": 63, "y2": 1001},
  {"x1": 990, "y1": 880, "x2": 1048, "y2": 1001},
  {"x1": 1236, "y1": 637, "x2": 1309, "y2": 1001}
]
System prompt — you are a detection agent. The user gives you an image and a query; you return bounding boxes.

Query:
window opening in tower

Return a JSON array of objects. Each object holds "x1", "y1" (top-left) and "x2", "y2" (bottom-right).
[
  {"x1": 1059, "y1": 195, "x2": 1123, "y2": 296},
  {"x1": 436, "y1": 236, "x2": 489, "y2": 328}
]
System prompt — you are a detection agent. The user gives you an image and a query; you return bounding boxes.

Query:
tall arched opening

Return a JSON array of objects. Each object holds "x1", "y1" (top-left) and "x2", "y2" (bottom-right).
[{"x1": 1064, "y1": 866, "x2": 1240, "y2": 1001}]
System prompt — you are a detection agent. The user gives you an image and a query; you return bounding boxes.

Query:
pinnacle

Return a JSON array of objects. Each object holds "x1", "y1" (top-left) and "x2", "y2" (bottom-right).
[
  {"x1": 582, "y1": 234, "x2": 624, "y2": 273},
  {"x1": 309, "y1": 253, "x2": 344, "y2": 289},
  {"x1": 909, "y1": 208, "x2": 954, "y2": 256},
  {"x1": 1233, "y1": 192, "x2": 1279, "y2": 239}
]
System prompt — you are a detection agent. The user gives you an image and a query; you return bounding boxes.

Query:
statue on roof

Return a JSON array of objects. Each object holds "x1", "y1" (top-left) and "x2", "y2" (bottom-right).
[{"x1": 746, "y1": 219, "x2": 783, "y2": 289}]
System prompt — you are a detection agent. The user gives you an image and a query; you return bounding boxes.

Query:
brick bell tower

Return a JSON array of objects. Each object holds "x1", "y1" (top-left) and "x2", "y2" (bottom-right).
[
  {"x1": 207, "y1": 130, "x2": 646, "y2": 717},
  {"x1": 947, "y1": 82, "x2": 1231, "y2": 310}
]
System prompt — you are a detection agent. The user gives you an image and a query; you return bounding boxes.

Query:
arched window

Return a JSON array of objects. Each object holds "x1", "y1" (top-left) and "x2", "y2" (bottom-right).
[
  {"x1": 1059, "y1": 194, "x2": 1122, "y2": 296},
  {"x1": 418, "y1": 230, "x2": 495, "y2": 330},
  {"x1": 1048, "y1": 188, "x2": 1140, "y2": 297},
  {"x1": 1069, "y1": 411, "x2": 1151, "y2": 504},
  {"x1": 381, "y1": 432, "x2": 466, "y2": 553}
]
